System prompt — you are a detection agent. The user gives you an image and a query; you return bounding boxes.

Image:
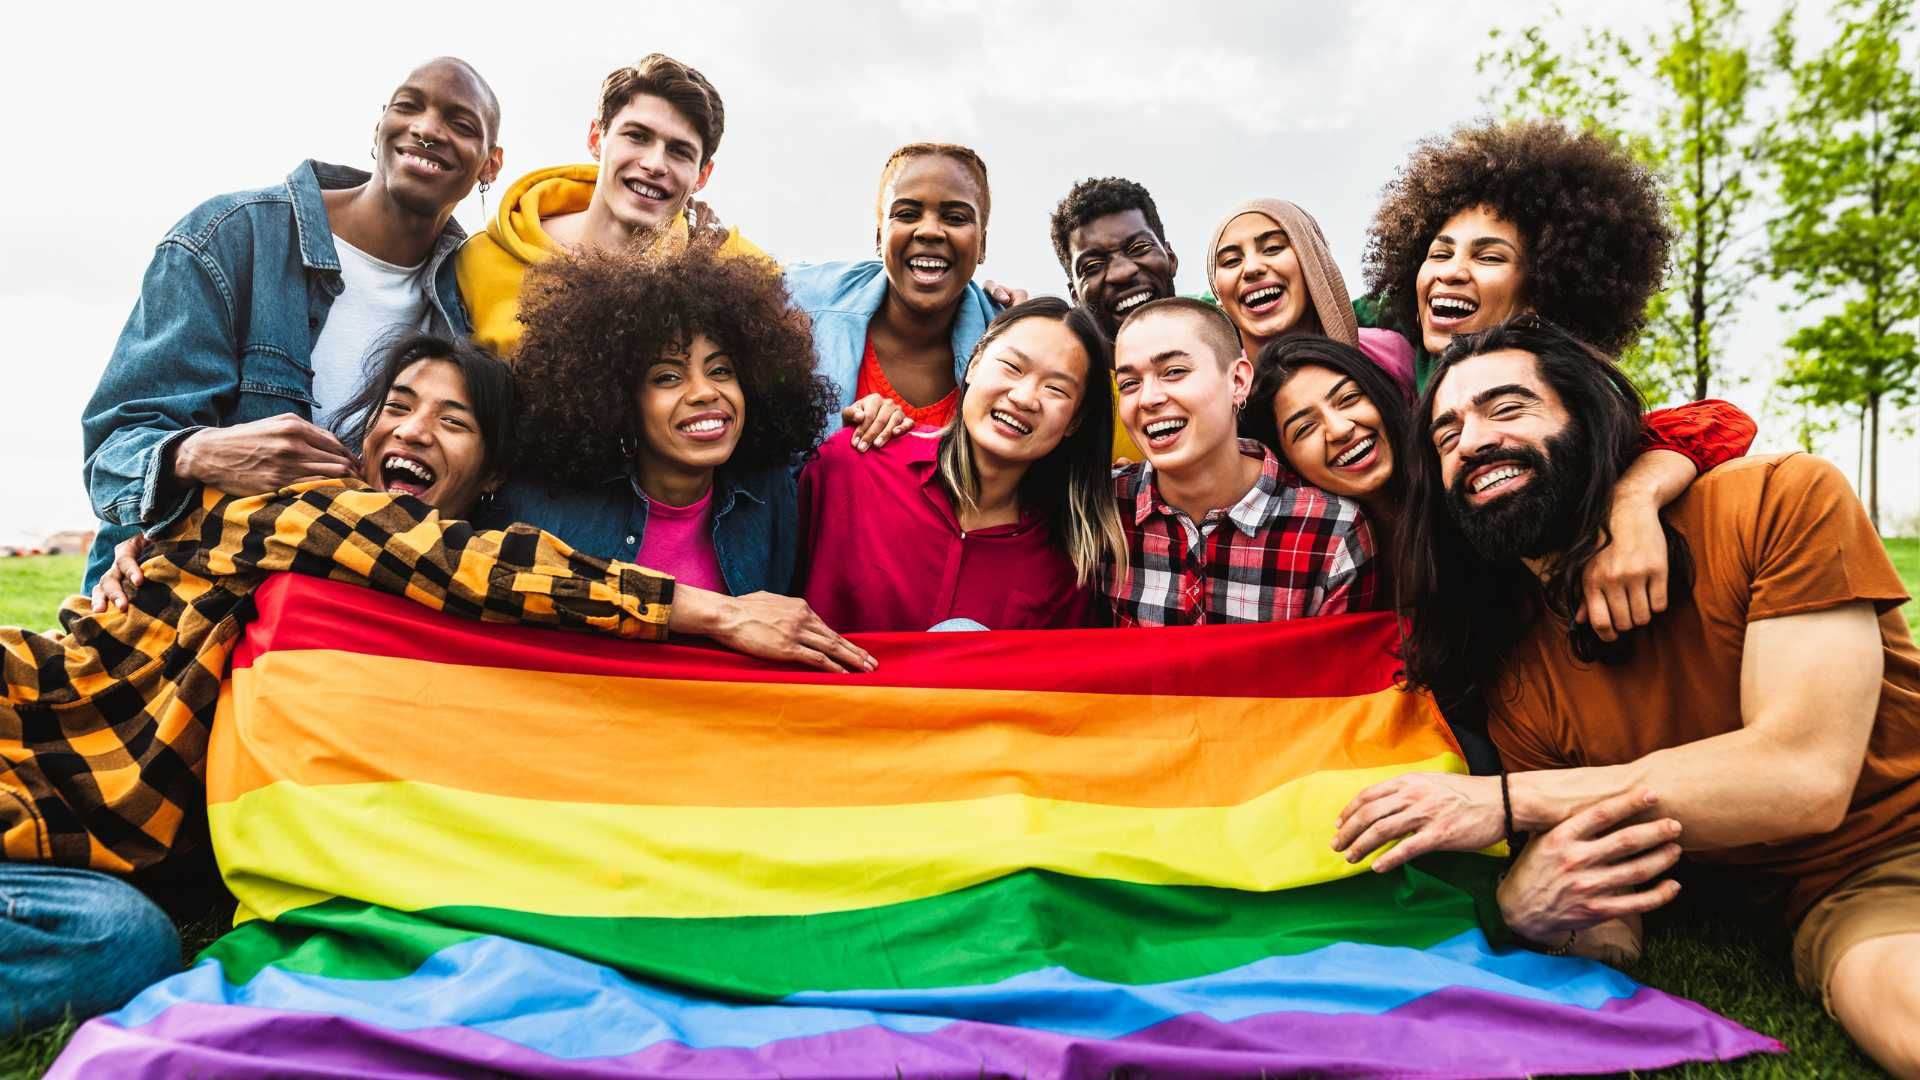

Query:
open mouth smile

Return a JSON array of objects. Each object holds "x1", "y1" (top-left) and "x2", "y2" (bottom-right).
[
  {"x1": 1112, "y1": 289, "x2": 1157, "y2": 317},
  {"x1": 1142, "y1": 416, "x2": 1188, "y2": 449},
  {"x1": 1330, "y1": 435, "x2": 1377, "y2": 470},
  {"x1": 396, "y1": 147, "x2": 450, "y2": 175},
  {"x1": 1466, "y1": 462, "x2": 1530, "y2": 500},
  {"x1": 989, "y1": 408, "x2": 1033, "y2": 437},
  {"x1": 1426, "y1": 294, "x2": 1480, "y2": 330},
  {"x1": 676, "y1": 412, "x2": 734, "y2": 443},
  {"x1": 624, "y1": 177, "x2": 671, "y2": 202},
  {"x1": 1240, "y1": 284, "x2": 1285, "y2": 313},
  {"x1": 381, "y1": 453, "x2": 437, "y2": 498},
  {"x1": 907, "y1": 256, "x2": 952, "y2": 286}
]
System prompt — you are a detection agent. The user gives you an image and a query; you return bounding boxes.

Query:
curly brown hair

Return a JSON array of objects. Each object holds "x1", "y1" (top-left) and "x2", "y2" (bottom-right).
[
  {"x1": 511, "y1": 246, "x2": 835, "y2": 486},
  {"x1": 1361, "y1": 119, "x2": 1671, "y2": 354}
]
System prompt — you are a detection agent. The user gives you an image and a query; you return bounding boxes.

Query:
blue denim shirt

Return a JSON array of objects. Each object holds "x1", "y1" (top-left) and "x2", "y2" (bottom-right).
[
  {"x1": 78, "y1": 160, "x2": 471, "y2": 589},
  {"x1": 485, "y1": 463, "x2": 799, "y2": 597},
  {"x1": 782, "y1": 260, "x2": 1000, "y2": 419}
]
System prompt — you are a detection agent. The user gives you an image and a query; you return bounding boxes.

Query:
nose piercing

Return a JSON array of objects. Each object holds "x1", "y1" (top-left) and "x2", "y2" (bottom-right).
[{"x1": 416, "y1": 137, "x2": 435, "y2": 149}]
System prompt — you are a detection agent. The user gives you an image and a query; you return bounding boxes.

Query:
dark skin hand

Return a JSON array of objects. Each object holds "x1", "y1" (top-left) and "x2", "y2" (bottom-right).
[{"x1": 170, "y1": 415, "x2": 360, "y2": 495}]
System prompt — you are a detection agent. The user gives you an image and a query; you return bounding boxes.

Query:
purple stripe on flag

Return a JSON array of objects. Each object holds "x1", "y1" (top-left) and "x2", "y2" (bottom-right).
[{"x1": 52, "y1": 986, "x2": 1780, "y2": 1080}]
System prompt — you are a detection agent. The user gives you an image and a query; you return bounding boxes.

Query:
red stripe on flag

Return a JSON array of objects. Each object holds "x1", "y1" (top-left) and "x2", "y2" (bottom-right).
[{"x1": 235, "y1": 574, "x2": 1410, "y2": 699}]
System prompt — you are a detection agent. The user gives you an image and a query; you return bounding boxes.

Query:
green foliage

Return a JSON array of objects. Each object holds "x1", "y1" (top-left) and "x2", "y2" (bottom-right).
[
  {"x1": 1480, "y1": 0, "x2": 1770, "y2": 407},
  {"x1": 1769, "y1": 0, "x2": 1920, "y2": 528}
]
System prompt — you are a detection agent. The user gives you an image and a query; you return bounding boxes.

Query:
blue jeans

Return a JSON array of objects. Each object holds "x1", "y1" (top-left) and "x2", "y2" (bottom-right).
[{"x1": 0, "y1": 864, "x2": 181, "y2": 1031}]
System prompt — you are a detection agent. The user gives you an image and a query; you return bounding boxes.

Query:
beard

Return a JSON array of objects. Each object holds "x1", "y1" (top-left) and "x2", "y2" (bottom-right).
[{"x1": 1446, "y1": 421, "x2": 1592, "y2": 562}]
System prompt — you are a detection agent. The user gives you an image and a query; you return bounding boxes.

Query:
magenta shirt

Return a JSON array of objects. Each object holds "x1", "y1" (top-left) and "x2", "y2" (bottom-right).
[
  {"x1": 798, "y1": 427, "x2": 1090, "y2": 633},
  {"x1": 635, "y1": 488, "x2": 726, "y2": 594}
]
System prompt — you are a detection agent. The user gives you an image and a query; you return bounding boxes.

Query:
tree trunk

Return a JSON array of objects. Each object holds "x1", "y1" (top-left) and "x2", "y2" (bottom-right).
[
  {"x1": 1859, "y1": 402, "x2": 1868, "y2": 488},
  {"x1": 1868, "y1": 392, "x2": 1881, "y2": 532}
]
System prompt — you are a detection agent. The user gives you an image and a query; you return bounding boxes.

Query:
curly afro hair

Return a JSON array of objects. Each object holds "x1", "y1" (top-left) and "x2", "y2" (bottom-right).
[
  {"x1": 1361, "y1": 119, "x2": 1670, "y2": 354},
  {"x1": 1049, "y1": 176, "x2": 1168, "y2": 276},
  {"x1": 511, "y1": 246, "x2": 836, "y2": 487}
]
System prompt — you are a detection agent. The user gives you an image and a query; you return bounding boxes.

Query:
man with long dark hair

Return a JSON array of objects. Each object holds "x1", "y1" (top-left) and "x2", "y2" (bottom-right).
[{"x1": 1330, "y1": 317, "x2": 1920, "y2": 1076}]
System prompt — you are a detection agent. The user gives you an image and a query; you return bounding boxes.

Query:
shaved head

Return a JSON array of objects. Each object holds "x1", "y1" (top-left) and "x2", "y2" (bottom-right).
[
  {"x1": 407, "y1": 56, "x2": 501, "y2": 145},
  {"x1": 1117, "y1": 297, "x2": 1243, "y2": 368}
]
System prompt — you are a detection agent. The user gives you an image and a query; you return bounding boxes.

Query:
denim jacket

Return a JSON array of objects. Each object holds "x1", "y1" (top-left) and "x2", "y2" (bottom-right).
[
  {"x1": 485, "y1": 463, "x2": 799, "y2": 597},
  {"x1": 78, "y1": 160, "x2": 471, "y2": 589},
  {"x1": 782, "y1": 260, "x2": 1000, "y2": 419}
]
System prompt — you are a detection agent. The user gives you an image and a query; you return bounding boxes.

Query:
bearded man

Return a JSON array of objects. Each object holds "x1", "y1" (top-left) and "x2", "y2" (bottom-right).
[{"x1": 1332, "y1": 317, "x2": 1920, "y2": 1078}]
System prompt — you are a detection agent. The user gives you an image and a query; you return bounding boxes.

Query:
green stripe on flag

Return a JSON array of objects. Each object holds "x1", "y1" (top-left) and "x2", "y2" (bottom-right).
[{"x1": 209, "y1": 855, "x2": 1502, "y2": 997}]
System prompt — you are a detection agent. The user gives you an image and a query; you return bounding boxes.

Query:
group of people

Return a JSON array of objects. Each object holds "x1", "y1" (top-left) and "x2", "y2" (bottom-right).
[{"x1": 3, "y1": 51, "x2": 1917, "y2": 1077}]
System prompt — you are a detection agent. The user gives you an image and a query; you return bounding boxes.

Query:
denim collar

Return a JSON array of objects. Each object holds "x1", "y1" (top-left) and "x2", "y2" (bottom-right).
[
  {"x1": 616, "y1": 465, "x2": 767, "y2": 515},
  {"x1": 287, "y1": 160, "x2": 468, "y2": 275}
]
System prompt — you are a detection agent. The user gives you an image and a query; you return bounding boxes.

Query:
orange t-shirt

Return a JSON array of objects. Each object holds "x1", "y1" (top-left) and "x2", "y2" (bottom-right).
[
  {"x1": 1489, "y1": 453, "x2": 1920, "y2": 922},
  {"x1": 855, "y1": 335, "x2": 958, "y2": 430}
]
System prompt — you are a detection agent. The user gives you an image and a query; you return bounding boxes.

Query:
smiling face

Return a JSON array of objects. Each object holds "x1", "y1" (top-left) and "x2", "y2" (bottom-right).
[
  {"x1": 878, "y1": 154, "x2": 986, "y2": 320},
  {"x1": 961, "y1": 316, "x2": 1091, "y2": 470},
  {"x1": 362, "y1": 358, "x2": 496, "y2": 516},
  {"x1": 1416, "y1": 205, "x2": 1528, "y2": 355},
  {"x1": 1114, "y1": 309, "x2": 1252, "y2": 477},
  {"x1": 1213, "y1": 213, "x2": 1318, "y2": 349},
  {"x1": 1068, "y1": 209, "x2": 1179, "y2": 340},
  {"x1": 374, "y1": 60, "x2": 501, "y2": 217},
  {"x1": 632, "y1": 331, "x2": 746, "y2": 490},
  {"x1": 589, "y1": 92, "x2": 713, "y2": 235},
  {"x1": 1271, "y1": 365, "x2": 1394, "y2": 501},
  {"x1": 1426, "y1": 347, "x2": 1595, "y2": 561}
]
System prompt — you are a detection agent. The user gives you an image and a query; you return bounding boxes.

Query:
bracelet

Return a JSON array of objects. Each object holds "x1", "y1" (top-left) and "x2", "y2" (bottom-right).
[
  {"x1": 1547, "y1": 929, "x2": 1578, "y2": 957},
  {"x1": 1500, "y1": 770, "x2": 1517, "y2": 845}
]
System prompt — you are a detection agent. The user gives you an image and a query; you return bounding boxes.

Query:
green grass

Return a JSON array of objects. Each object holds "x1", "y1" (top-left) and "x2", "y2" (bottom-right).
[
  {"x1": 1887, "y1": 538, "x2": 1919, "y2": 635},
  {"x1": 0, "y1": 555, "x2": 82, "y2": 631},
  {"x1": 2, "y1": 545, "x2": 1917, "y2": 1078}
]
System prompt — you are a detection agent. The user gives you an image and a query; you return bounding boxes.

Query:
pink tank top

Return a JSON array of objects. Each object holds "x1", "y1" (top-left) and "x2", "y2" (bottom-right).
[{"x1": 636, "y1": 488, "x2": 727, "y2": 594}]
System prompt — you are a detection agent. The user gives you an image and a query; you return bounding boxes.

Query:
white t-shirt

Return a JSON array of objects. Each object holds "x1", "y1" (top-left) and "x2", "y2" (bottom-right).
[{"x1": 309, "y1": 235, "x2": 434, "y2": 428}]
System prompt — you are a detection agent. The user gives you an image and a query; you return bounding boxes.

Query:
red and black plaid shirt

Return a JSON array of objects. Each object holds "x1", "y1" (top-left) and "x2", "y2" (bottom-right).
[{"x1": 1102, "y1": 440, "x2": 1378, "y2": 626}]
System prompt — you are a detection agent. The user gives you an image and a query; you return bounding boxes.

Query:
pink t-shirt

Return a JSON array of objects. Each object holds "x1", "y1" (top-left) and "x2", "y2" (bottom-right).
[{"x1": 636, "y1": 489, "x2": 726, "y2": 593}]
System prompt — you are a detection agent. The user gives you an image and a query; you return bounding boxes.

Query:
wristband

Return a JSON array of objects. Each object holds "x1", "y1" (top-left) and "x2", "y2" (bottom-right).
[{"x1": 1500, "y1": 770, "x2": 1517, "y2": 844}]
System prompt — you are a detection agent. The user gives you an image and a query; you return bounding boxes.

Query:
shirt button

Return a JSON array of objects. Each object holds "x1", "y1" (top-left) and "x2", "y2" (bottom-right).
[{"x1": 625, "y1": 535, "x2": 637, "y2": 545}]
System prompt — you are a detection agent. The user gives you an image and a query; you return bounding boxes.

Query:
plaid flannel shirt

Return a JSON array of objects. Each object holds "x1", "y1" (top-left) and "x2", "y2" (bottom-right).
[
  {"x1": 1, "y1": 480, "x2": 672, "y2": 875},
  {"x1": 1103, "y1": 440, "x2": 1377, "y2": 626}
]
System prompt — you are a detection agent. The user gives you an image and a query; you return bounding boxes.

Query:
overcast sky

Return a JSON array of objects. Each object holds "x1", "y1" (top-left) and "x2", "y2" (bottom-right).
[{"x1": 2, "y1": 0, "x2": 1912, "y2": 544}]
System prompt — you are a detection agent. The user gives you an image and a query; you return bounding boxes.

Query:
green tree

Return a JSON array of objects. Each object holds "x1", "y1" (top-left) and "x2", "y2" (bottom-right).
[
  {"x1": 1769, "y1": 0, "x2": 1920, "y2": 528},
  {"x1": 1480, "y1": 0, "x2": 1769, "y2": 406}
]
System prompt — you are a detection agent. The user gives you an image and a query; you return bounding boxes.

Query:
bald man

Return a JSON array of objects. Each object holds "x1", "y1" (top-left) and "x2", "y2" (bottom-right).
[
  {"x1": 32, "y1": 58, "x2": 502, "y2": 1031},
  {"x1": 80, "y1": 57, "x2": 504, "y2": 594}
]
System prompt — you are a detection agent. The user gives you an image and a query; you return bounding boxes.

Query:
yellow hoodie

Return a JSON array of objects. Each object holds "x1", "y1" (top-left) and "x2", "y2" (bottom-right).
[{"x1": 455, "y1": 164, "x2": 768, "y2": 356}]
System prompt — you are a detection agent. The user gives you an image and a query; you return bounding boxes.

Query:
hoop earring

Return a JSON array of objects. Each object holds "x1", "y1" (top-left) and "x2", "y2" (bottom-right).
[{"x1": 618, "y1": 434, "x2": 637, "y2": 460}]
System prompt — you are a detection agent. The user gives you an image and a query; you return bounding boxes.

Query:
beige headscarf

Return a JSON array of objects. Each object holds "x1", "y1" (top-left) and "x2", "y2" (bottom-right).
[{"x1": 1205, "y1": 199, "x2": 1360, "y2": 348}]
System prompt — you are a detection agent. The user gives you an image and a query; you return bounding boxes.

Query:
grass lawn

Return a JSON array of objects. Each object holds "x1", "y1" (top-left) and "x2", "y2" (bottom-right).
[
  {"x1": 0, "y1": 555, "x2": 83, "y2": 631},
  {"x1": 3, "y1": 544, "x2": 1918, "y2": 1078}
]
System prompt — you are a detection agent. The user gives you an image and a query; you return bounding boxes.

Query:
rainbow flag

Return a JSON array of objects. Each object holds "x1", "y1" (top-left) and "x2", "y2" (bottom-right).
[{"x1": 53, "y1": 574, "x2": 1777, "y2": 1078}]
